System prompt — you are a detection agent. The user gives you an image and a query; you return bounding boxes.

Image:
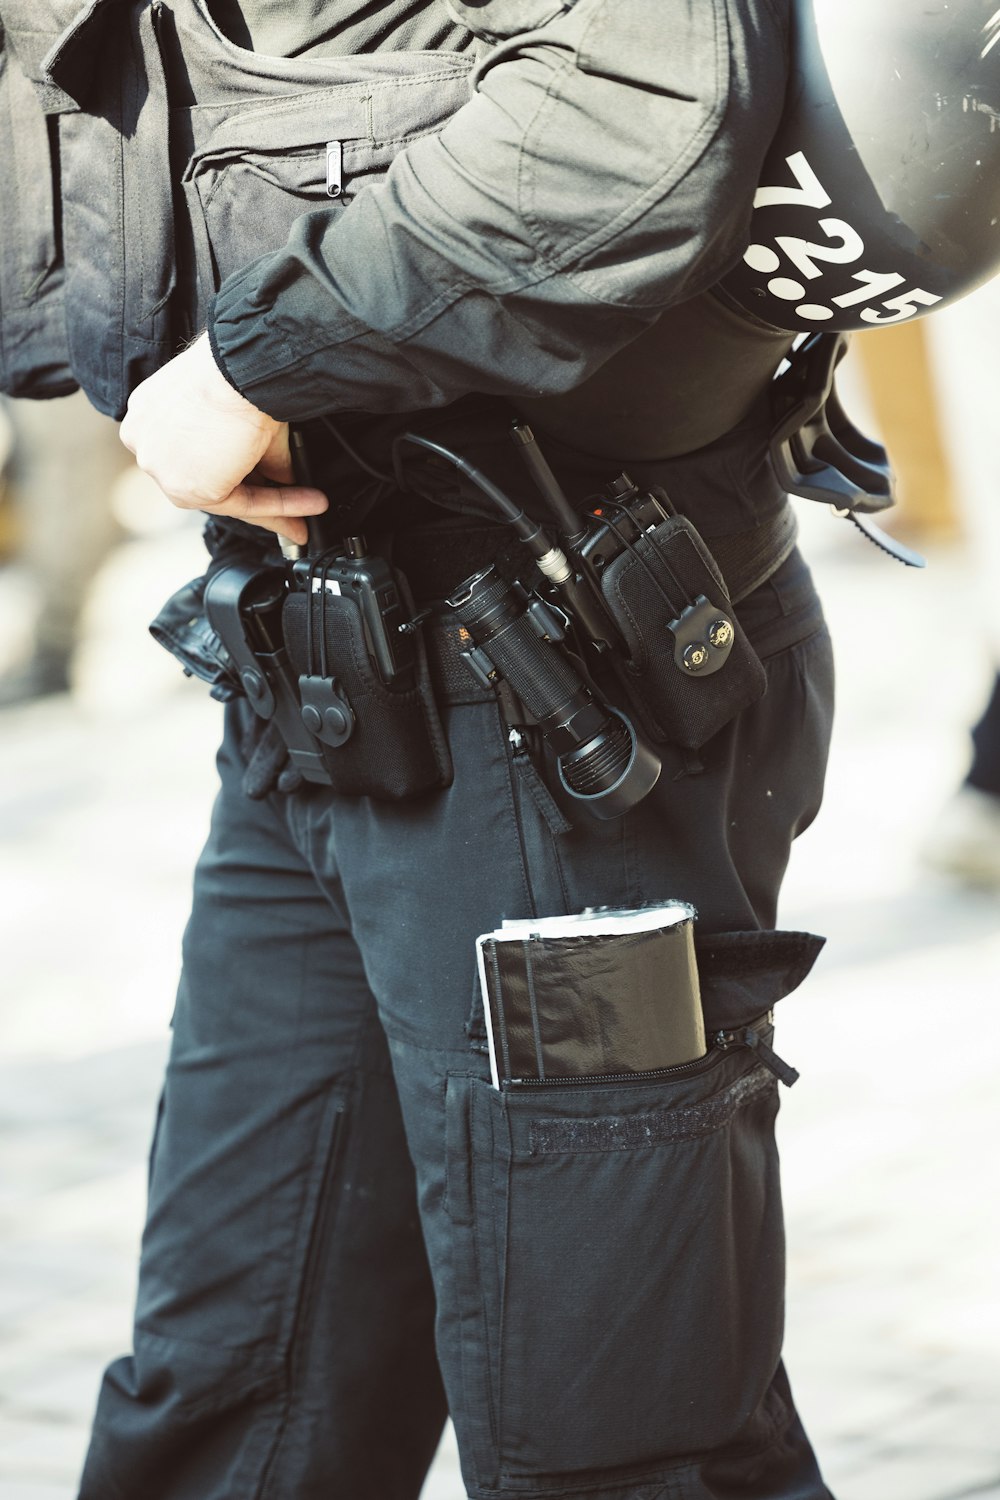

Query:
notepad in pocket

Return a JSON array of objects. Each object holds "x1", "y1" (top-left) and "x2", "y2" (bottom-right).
[{"x1": 476, "y1": 902, "x2": 705, "y2": 1089}]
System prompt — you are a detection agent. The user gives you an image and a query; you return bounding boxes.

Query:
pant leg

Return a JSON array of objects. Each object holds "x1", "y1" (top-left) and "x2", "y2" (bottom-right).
[
  {"x1": 312, "y1": 551, "x2": 835, "y2": 1499},
  {"x1": 79, "y1": 707, "x2": 447, "y2": 1500},
  {"x1": 82, "y1": 549, "x2": 834, "y2": 1500}
]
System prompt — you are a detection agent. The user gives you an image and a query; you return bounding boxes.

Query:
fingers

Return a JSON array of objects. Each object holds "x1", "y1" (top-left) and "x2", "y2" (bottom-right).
[
  {"x1": 201, "y1": 481, "x2": 329, "y2": 543},
  {"x1": 236, "y1": 514, "x2": 310, "y2": 546},
  {"x1": 256, "y1": 424, "x2": 294, "y2": 485},
  {"x1": 207, "y1": 481, "x2": 329, "y2": 520},
  {"x1": 119, "y1": 341, "x2": 294, "y2": 510}
]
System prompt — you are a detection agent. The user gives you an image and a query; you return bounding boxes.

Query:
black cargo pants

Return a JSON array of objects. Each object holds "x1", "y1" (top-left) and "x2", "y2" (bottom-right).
[{"x1": 80, "y1": 543, "x2": 835, "y2": 1500}]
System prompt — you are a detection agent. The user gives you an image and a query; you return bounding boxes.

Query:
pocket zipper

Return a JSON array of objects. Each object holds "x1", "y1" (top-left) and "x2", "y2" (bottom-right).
[
  {"x1": 712, "y1": 1025, "x2": 799, "y2": 1087},
  {"x1": 504, "y1": 1023, "x2": 798, "y2": 1091}
]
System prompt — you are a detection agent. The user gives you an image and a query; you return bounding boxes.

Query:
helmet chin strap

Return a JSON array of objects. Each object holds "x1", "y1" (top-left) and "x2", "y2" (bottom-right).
[
  {"x1": 837, "y1": 510, "x2": 926, "y2": 569},
  {"x1": 768, "y1": 331, "x2": 926, "y2": 568}
]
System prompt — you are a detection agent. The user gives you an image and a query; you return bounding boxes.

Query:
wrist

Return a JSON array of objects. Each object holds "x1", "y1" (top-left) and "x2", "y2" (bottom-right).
[
  {"x1": 189, "y1": 332, "x2": 274, "y2": 425},
  {"x1": 203, "y1": 320, "x2": 245, "y2": 400}
]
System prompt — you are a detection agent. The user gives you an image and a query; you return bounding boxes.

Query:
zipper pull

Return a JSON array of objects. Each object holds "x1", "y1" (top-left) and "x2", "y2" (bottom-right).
[
  {"x1": 326, "y1": 141, "x2": 344, "y2": 199},
  {"x1": 713, "y1": 1026, "x2": 800, "y2": 1087}
]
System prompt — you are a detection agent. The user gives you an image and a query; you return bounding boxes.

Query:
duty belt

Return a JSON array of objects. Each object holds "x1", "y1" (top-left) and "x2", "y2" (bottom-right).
[
  {"x1": 391, "y1": 503, "x2": 798, "y2": 610},
  {"x1": 413, "y1": 505, "x2": 799, "y2": 707}
]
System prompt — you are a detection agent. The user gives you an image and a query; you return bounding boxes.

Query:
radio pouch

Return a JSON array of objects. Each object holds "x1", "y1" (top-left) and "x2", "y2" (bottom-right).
[
  {"x1": 282, "y1": 578, "x2": 452, "y2": 801},
  {"x1": 599, "y1": 515, "x2": 767, "y2": 750}
]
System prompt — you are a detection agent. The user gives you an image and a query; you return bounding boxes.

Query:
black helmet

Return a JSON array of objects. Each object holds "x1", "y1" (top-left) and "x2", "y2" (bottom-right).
[{"x1": 717, "y1": 0, "x2": 1000, "y2": 334}]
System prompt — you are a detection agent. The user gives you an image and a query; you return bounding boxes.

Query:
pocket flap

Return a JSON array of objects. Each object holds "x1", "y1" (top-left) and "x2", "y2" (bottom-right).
[
  {"x1": 43, "y1": 0, "x2": 122, "y2": 108},
  {"x1": 186, "y1": 90, "x2": 374, "y2": 167},
  {"x1": 1, "y1": 0, "x2": 81, "y2": 111},
  {"x1": 442, "y1": 0, "x2": 571, "y2": 40},
  {"x1": 694, "y1": 928, "x2": 825, "y2": 1032}
]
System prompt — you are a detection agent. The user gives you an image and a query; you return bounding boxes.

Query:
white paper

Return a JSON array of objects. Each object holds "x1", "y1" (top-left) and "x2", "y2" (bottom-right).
[{"x1": 494, "y1": 900, "x2": 695, "y2": 941}]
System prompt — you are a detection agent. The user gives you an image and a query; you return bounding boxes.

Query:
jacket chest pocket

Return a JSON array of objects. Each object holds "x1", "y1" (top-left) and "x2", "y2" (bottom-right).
[
  {"x1": 441, "y1": 0, "x2": 574, "y2": 40},
  {"x1": 178, "y1": 63, "x2": 473, "y2": 328},
  {"x1": 39, "y1": 1, "x2": 473, "y2": 413},
  {"x1": 180, "y1": 93, "x2": 369, "y2": 325}
]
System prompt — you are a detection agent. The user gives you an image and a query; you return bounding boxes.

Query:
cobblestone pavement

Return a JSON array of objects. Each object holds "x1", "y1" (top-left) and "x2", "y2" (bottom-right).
[{"x1": 1, "y1": 501, "x2": 998, "y2": 1500}]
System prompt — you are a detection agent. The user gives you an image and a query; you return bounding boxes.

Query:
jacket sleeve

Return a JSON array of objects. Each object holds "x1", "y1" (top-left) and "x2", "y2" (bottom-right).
[{"x1": 208, "y1": 0, "x2": 789, "y2": 420}]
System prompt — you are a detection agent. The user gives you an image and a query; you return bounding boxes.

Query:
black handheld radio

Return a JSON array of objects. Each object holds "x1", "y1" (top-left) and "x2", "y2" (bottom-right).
[{"x1": 289, "y1": 538, "x2": 415, "y2": 687}]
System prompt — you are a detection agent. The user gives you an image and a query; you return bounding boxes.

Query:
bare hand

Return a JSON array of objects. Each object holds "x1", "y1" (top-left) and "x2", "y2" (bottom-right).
[{"x1": 119, "y1": 336, "x2": 328, "y2": 545}]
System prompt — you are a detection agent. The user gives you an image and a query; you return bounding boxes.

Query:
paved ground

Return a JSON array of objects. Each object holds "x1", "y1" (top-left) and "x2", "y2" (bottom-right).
[{"x1": 1, "y1": 491, "x2": 998, "y2": 1500}]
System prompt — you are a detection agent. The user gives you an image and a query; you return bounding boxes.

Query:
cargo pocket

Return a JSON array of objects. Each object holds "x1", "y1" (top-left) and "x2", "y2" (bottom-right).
[
  {"x1": 445, "y1": 1038, "x2": 787, "y2": 1489},
  {"x1": 44, "y1": 0, "x2": 179, "y2": 415},
  {"x1": 0, "y1": 28, "x2": 76, "y2": 398}
]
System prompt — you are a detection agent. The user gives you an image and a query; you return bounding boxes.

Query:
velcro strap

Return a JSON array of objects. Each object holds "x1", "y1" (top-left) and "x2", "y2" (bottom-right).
[{"x1": 424, "y1": 613, "x2": 494, "y2": 706}]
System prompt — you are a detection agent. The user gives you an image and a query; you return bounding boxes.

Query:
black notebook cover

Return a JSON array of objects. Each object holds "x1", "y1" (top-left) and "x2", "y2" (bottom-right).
[{"x1": 477, "y1": 904, "x2": 705, "y2": 1088}]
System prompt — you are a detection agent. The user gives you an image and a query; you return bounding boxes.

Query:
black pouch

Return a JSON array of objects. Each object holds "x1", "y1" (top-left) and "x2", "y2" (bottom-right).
[
  {"x1": 600, "y1": 514, "x2": 767, "y2": 749},
  {"x1": 282, "y1": 579, "x2": 452, "y2": 801}
]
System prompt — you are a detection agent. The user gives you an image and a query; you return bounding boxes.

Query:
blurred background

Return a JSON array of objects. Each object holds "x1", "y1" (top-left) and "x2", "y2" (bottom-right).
[{"x1": 1, "y1": 294, "x2": 999, "y2": 1500}]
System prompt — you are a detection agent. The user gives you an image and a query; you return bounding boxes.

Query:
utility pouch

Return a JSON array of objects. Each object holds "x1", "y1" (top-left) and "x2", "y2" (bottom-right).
[
  {"x1": 599, "y1": 514, "x2": 767, "y2": 749},
  {"x1": 282, "y1": 576, "x2": 452, "y2": 801}
]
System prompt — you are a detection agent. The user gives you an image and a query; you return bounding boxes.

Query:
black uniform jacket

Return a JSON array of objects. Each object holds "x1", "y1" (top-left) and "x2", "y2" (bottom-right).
[{"x1": 207, "y1": 0, "x2": 791, "y2": 422}]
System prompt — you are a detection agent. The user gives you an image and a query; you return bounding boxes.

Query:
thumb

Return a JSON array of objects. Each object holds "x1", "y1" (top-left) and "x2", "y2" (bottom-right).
[{"x1": 257, "y1": 423, "x2": 294, "y2": 485}]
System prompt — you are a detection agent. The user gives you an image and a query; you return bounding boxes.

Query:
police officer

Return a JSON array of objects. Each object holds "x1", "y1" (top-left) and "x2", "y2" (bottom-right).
[
  {"x1": 0, "y1": 0, "x2": 853, "y2": 1492},
  {"x1": 0, "y1": 0, "x2": 974, "y2": 1489},
  {"x1": 58, "y1": 0, "x2": 844, "y2": 1493},
  {"x1": 67, "y1": 2, "x2": 840, "y2": 1493}
]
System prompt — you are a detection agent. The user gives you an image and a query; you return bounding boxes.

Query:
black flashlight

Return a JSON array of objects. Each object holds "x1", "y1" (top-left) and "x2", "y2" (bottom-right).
[{"x1": 448, "y1": 566, "x2": 660, "y2": 818}]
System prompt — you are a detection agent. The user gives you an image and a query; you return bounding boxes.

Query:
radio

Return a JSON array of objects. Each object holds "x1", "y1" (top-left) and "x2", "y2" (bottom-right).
[{"x1": 290, "y1": 537, "x2": 416, "y2": 687}]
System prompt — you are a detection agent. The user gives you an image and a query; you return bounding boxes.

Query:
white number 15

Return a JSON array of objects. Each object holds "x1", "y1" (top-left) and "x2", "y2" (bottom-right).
[{"x1": 860, "y1": 287, "x2": 943, "y2": 324}]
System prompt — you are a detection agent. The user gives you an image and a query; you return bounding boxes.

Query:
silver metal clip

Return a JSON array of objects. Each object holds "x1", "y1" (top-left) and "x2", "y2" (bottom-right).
[{"x1": 326, "y1": 140, "x2": 343, "y2": 199}]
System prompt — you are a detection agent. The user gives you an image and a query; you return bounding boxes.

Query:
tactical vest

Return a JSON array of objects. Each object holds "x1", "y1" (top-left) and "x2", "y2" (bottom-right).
[
  {"x1": 0, "y1": 0, "x2": 793, "y2": 451},
  {"x1": 0, "y1": 0, "x2": 476, "y2": 418}
]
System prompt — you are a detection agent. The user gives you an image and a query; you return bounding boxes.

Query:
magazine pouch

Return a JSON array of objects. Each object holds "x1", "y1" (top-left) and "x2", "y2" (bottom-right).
[
  {"x1": 444, "y1": 927, "x2": 824, "y2": 1490},
  {"x1": 601, "y1": 513, "x2": 767, "y2": 749}
]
